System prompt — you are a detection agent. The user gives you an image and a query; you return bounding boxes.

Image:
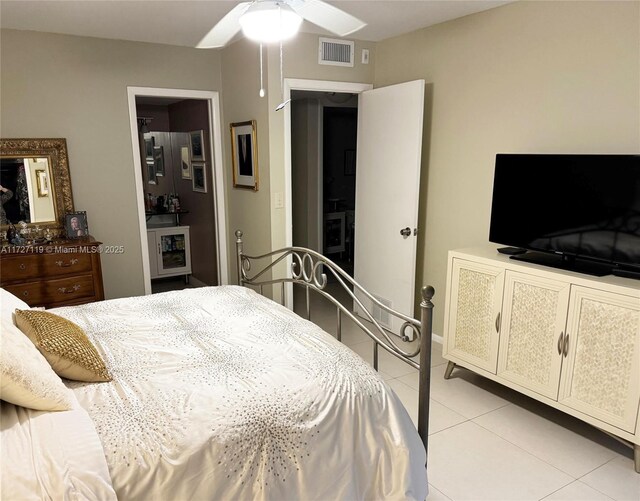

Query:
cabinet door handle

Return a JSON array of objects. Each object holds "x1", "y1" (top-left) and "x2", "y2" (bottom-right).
[
  {"x1": 495, "y1": 312, "x2": 501, "y2": 333},
  {"x1": 563, "y1": 333, "x2": 569, "y2": 357},
  {"x1": 557, "y1": 331, "x2": 564, "y2": 355},
  {"x1": 157, "y1": 243, "x2": 161, "y2": 255}
]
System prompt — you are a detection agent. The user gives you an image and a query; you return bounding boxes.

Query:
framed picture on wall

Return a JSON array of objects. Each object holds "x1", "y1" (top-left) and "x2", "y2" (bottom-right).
[
  {"x1": 190, "y1": 130, "x2": 205, "y2": 161},
  {"x1": 180, "y1": 146, "x2": 191, "y2": 179},
  {"x1": 144, "y1": 135, "x2": 154, "y2": 160},
  {"x1": 230, "y1": 120, "x2": 259, "y2": 191},
  {"x1": 147, "y1": 161, "x2": 157, "y2": 185},
  {"x1": 192, "y1": 162, "x2": 207, "y2": 193},
  {"x1": 65, "y1": 211, "x2": 89, "y2": 239},
  {"x1": 153, "y1": 146, "x2": 165, "y2": 176}
]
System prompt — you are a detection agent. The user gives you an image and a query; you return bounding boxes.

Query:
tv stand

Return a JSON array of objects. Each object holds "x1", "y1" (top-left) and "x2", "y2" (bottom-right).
[
  {"x1": 511, "y1": 251, "x2": 613, "y2": 277},
  {"x1": 443, "y1": 247, "x2": 640, "y2": 472}
]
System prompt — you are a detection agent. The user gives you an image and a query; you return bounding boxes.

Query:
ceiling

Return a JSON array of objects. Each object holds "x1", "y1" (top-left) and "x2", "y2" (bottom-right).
[{"x1": 0, "y1": 1, "x2": 513, "y2": 47}]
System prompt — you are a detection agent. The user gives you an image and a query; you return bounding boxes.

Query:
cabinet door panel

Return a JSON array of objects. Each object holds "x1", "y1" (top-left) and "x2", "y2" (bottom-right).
[
  {"x1": 497, "y1": 272, "x2": 570, "y2": 399},
  {"x1": 156, "y1": 227, "x2": 191, "y2": 277},
  {"x1": 559, "y1": 287, "x2": 640, "y2": 433},
  {"x1": 445, "y1": 259, "x2": 504, "y2": 373}
]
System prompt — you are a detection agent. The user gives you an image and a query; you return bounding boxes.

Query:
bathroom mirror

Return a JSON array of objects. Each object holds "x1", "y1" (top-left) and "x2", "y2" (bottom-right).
[{"x1": 0, "y1": 138, "x2": 74, "y2": 232}]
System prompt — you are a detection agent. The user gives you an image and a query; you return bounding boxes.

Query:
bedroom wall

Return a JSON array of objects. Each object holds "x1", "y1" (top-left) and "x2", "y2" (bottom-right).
[
  {"x1": 220, "y1": 37, "x2": 273, "y2": 278},
  {"x1": 220, "y1": 33, "x2": 376, "y2": 286},
  {"x1": 373, "y1": 0, "x2": 640, "y2": 334},
  {"x1": 0, "y1": 29, "x2": 222, "y2": 299},
  {"x1": 265, "y1": 34, "x2": 376, "y2": 283}
]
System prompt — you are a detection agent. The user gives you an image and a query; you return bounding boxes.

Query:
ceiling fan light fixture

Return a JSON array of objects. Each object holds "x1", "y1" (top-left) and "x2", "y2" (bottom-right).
[{"x1": 239, "y1": 1, "x2": 303, "y2": 44}]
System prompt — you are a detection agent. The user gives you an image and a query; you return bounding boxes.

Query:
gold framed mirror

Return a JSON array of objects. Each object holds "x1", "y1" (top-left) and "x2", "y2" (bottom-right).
[{"x1": 0, "y1": 138, "x2": 74, "y2": 233}]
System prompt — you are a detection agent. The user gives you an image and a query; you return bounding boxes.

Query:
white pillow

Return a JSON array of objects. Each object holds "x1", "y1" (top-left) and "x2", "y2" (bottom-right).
[{"x1": 1, "y1": 291, "x2": 74, "y2": 411}]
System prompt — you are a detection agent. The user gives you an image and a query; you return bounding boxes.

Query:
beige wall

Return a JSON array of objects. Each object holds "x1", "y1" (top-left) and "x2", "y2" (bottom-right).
[
  {"x1": 0, "y1": 29, "x2": 222, "y2": 299},
  {"x1": 373, "y1": 1, "x2": 640, "y2": 334},
  {"x1": 220, "y1": 33, "x2": 376, "y2": 285},
  {"x1": 220, "y1": 38, "x2": 273, "y2": 282},
  {"x1": 266, "y1": 34, "x2": 376, "y2": 268}
]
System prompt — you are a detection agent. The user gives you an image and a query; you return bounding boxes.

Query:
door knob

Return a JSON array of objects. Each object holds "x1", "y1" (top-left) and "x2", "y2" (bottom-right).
[{"x1": 400, "y1": 227, "x2": 412, "y2": 237}]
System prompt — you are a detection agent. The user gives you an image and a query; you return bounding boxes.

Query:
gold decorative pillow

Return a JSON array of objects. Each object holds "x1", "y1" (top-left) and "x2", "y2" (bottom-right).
[{"x1": 14, "y1": 309, "x2": 111, "y2": 382}]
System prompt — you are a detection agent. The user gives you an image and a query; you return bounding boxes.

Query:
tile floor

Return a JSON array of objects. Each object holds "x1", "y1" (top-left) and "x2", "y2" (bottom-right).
[{"x1": 293, "y1": 284, "x2": 640, "y2": 501}]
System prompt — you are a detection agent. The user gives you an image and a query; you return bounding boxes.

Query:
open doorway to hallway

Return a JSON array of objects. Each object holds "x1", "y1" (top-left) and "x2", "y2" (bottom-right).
[{"x1": 291, "y1": 90, "x2": 358, "y2": 277}]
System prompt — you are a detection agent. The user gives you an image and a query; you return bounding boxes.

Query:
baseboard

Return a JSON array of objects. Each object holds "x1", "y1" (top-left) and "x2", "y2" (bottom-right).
[{"x1": 432, "y1": 332, "x2": 443, "y2": 345}]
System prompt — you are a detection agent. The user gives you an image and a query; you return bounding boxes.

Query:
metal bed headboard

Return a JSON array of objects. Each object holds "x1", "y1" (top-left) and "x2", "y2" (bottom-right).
[{"x1": 235, "y1": 230, "x2": 434, "y2": 466}]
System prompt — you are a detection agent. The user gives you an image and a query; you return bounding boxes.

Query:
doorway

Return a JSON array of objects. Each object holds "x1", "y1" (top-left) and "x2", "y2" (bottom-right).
[
  {"x1": 285, "y1": 79, "x2": 425, "y2": 336},
  {"x1": 283, "y1": 79, "x2": 372, "y2": 307},
  {"x1": 127, "y1": 87, "x2": 228, "y2": 295},
  {"x1": 291, "y1": 91, "x2": 358, "y2": 277}
]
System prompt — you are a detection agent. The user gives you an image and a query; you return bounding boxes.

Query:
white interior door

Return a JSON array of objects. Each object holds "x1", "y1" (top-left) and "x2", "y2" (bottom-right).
[{"x1": 353, "y1": 80, "x2": 425, "y2": 333}]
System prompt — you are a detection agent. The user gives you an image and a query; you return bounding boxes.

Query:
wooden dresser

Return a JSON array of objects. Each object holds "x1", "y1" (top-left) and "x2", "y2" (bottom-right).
[{"x1": 0, "y1": 236, "x2": 105, "y2": 308}]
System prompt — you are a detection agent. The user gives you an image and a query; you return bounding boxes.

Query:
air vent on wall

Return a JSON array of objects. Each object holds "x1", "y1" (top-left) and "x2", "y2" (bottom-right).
[
  {"x1": 371, "y1": 294, "x2": 392, "y2": 329},
  {"x1": 318, "y1": 37, "x2": 354, "y2": 67}
]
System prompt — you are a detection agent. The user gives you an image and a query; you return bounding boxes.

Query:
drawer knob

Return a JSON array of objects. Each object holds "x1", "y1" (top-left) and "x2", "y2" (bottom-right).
[
  {"x1": 22, "y1": 291, "x2": 29, "y2": 297},
  {"x1": 58, "y1": 285, "x2": 81, "y2": 294},
  {"x1": 19, "y1": 263, "x2": 26, "y2": 271}
]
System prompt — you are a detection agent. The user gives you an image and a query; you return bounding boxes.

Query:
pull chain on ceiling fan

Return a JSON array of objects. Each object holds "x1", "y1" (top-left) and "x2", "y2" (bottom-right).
[{"x1": 197, "y1": 0, "x2": 366, "y2": 109}]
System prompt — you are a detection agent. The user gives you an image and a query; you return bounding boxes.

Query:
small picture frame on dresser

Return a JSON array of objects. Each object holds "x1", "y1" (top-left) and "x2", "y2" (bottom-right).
[{"x1": 65, "y1": 211, "x2": 89, "y2": 239}]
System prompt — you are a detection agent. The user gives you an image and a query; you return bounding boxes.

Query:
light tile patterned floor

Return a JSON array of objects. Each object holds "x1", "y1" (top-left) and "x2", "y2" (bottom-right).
[{"x1": 294, "y1": 284, "x2": 640, "y2": 501}]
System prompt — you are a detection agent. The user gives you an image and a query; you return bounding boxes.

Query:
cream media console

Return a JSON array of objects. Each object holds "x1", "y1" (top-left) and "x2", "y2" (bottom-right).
[{"x1": 442, "y1": 247, "x2": 640, "y2": 472}]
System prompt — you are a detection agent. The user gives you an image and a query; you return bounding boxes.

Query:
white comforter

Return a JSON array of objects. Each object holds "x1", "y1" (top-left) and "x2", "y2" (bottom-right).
[{"x1": 54, "y1": 286, "x2": 427, "y2": 500}]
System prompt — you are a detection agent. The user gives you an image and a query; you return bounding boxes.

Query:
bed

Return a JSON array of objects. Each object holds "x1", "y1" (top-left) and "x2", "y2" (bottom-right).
[{"x1": 0, "y1": 231, "x2": 434, "y2": 500}]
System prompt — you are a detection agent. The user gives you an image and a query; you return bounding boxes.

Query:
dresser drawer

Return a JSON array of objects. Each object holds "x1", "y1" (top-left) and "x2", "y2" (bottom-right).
[
  {"x1": 1, "y1": 252, "x2": 94, "y2": 282},
  {"x1": 4, "y1": 274, "x2": 96, "y2": 307}
]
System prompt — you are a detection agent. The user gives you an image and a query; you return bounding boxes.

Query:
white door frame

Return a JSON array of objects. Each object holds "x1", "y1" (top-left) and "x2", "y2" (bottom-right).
[
  {"x1": 284, "y1": 79, "x2": 372, "y2": 307},
  {"x1": 126, "y1": 87, "x2": 228, "y2": 295}
]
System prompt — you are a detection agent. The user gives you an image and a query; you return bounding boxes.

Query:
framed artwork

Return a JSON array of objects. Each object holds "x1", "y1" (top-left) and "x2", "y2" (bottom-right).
[
  {"x1": 147, "y1": 161, "x2": 157, "y2": 185},
  {"x1": 190, "y1": 130, "x2": 205, "y2": 161},
  {"x1": 230, "y1": 120, "x2": 259, "y2": 190},
  {"x1": 180, "y1": 146, "x2": 191, "y2": 179},
  {"x1": 65, "y1": 211, "x2": 89, "y2": 239},
  {"x1": 153, "y1": 146, "x2": 165, "y2": 176},
  {"x1": 35, "y1": 169, "x2": 49, "y2": 197},
  {"x1": 144, "y1": 136, "x2": 154, "y2": 160},
  {"x1": 344, "y1": 149, "x2": 356, "y2": 176},
  {"x1": 192, "y1": 162, "x2": 207, "y2": 193}
]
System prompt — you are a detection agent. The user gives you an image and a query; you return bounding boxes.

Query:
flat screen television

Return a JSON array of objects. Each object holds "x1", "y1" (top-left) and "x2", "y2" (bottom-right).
[{"x1": 489, "y1": 154, "x2": 640, "y2": 277}]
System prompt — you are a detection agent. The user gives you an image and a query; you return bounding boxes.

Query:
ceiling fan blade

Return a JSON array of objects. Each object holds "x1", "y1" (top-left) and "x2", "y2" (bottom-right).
[
  {"x1": 291, "y1": 0, "x2": 366, "y2": 37},
  {"x1": 196, "y1": 2, "x2": 251, "y2": 48}
]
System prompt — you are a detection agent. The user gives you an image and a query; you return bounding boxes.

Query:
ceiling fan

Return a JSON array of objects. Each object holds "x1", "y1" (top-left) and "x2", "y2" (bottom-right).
[{"x1": 197, "y1": 0, "x2": 366, "y2": 48}]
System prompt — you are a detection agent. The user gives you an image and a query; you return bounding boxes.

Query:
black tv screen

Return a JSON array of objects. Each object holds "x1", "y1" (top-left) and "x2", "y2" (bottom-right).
[{"x1": 489, "y1": 154, "x2": 640, "y2": 270}]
